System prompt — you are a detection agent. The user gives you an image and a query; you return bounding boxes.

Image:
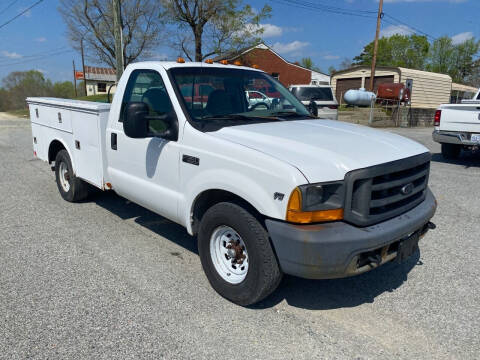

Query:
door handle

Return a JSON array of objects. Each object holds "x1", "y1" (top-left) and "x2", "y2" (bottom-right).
[{"x1": 111, "y1": 133, "x2": 117, "y2": 150}]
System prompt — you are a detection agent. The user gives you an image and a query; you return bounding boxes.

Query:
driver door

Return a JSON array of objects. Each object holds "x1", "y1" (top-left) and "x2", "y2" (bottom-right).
[{"x1": 106, "y1": 69, "x2": 181, "y2": 222}]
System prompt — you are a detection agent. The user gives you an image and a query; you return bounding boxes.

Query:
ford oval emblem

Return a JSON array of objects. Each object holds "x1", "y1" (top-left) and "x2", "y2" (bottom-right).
[{"x1": 400, "y1": 183, "x2": 414, "y2": 195}]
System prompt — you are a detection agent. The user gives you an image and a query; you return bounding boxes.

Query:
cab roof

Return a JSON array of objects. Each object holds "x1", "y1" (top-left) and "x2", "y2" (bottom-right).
[{"x1": 127, "y1": 61, "x2": 264, "y2": 73}]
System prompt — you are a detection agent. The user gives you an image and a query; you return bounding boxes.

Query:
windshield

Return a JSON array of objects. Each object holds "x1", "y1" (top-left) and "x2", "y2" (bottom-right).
[
  {"x1": 170, "y1": 67, "x2": 310, "y2": 125},
  {"x1": 291, "y1": 87, "x2": 333, "y2": 101}
]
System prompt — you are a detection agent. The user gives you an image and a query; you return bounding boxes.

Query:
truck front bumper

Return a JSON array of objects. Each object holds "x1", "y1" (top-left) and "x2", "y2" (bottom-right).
[
  {"x1": 432, "y1": 130, "x2": 479, "y2": 146},
  {"x1": 266, "y1": 189, "x2": 436, "y2": 279}
]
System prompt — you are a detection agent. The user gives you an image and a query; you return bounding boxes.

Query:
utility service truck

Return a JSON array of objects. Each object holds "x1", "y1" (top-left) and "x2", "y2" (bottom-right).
[{"x1": 28, "y1": 60, "x2": 436, "y2": 305}]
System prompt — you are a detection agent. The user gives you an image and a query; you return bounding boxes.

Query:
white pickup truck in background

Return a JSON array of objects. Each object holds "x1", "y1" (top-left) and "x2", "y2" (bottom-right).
[
  {"x1": 28, "y1": 61, "x2": 436, "y2": 305},
  {"x1": 433, "y1": 88, "x2": 480, "y2": 159}
]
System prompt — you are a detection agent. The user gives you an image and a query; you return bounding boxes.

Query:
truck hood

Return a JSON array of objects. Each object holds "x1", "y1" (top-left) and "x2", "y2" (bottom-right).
[{"x1": 212, "y1": 119, "x2": 428, "y2": 183}]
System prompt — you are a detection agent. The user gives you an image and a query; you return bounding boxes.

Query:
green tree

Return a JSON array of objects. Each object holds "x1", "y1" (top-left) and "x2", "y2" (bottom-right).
[
  {"x1": 427, "y1": 36, "x2": 480, "y2": 83},
  {"x1": 452, "y1": 38, "x2": 480, "y2": 83},
  {"x1": 301, "y1": 57, "x2": 313, "y2": 69},
  {"x1": 427, "y1": 36, "x2": 454, "y2": 75},
  {"x1": 162, "y1": 0, "x2": 271, "y2": 61},
  {"x1": 354, "y1": 34, "x2": 429, "y2": 70},
  {"x1": 0, "y1": 88, "x2": 12, "y2": 111},
  {"x1": 52, "y1": 81, "x2": 75, "y2": 98},
  {"x1": 2, "y1": 70, "x2": 53, "y2": 109},
  {"x1": 328, "y1": 66, "x2": 336, "y2": 75},
  {"x1": 300, "y1": 57, "x2": 322, "y2": 72}
]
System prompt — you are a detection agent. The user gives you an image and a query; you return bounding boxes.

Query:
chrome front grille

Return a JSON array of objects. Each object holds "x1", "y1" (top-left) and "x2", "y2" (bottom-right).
[{"x1": 344, "y1": 153, "x2": 431, "y2": 227}]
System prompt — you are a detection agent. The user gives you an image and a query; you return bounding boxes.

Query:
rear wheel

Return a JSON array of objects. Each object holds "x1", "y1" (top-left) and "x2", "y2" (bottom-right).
[
  {"x1": 441, "y1": 143, "x2": 461, "y2": 159},
  {"x1": 54, "y1": 149, "x2": 88, "y2": 202},
  {"x1": 198, "y1": 202, "x2": 282, "y2": 306}
]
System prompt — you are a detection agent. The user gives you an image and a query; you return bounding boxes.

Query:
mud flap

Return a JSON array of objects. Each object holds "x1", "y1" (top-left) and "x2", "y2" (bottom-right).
[{"x1": 396, "y1": 231, "x2": 420, "y2": 263}]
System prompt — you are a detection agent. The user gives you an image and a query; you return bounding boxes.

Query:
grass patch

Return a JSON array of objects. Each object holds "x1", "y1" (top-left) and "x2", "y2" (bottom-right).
[
  {"x1": 75, "y1": 94, "x2": 110, "y2": 103},
  {"x1": 7, "y1": 109, "x2": 29, "y2": 117},
  {"x1": 338, "y1": 105, "x2": 355, "y2": 111}
]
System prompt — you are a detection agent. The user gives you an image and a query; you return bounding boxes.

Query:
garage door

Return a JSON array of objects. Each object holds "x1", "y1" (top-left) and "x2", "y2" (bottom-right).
[
  {"x1": 336, "y1": 78, "x2": 362, "y2": 103},
  {"x1": 364, "y1": 75, "x2": 395, "y2": 92}
]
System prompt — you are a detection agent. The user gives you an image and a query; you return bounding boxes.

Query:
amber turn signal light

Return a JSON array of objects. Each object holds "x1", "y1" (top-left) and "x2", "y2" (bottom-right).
[
  {"x1": 205, "y1": 59, "x2": 213, "y2": 64},
  {"x1": 286, "y1": 188, "x2": 343, "y2": 224},
  {"x1": 177, "y1": 57, "x2": 185, "y2": 63},
  {"x1": 220, "y1": 60, "x2": 228, "y2": 65}
]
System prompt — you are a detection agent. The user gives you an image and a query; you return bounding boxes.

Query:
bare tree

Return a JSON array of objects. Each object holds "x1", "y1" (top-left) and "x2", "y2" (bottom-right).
[
  {"x1": 59, "y1": 0, "x2": 164, "y2": 68},
  {"x1": 162, "y1": 0, "x2": 271, "y2": 61},
  {"x1": 339, "y1": 58, "x2": 352, "y2": 70}
]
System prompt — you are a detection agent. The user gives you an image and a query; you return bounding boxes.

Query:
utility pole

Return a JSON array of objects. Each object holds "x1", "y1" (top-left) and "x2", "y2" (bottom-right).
[
  {"x1": 369, "y1": 0, "x2": 384, "y2": 92},
  {"x1": 80, "y1": 37, "x2": 87, "y2": 96},
  {"x1": 72, "y1": 60, "x2": 77, "y2": 97},
  {"x1": 113, "y1": 0, "x2": 124, "y2": 81}
]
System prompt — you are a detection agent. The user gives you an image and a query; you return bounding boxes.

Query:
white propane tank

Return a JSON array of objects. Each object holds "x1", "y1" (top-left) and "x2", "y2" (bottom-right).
[{"x1": 343, "y1": 88, "x2": 376, "y2": 106}]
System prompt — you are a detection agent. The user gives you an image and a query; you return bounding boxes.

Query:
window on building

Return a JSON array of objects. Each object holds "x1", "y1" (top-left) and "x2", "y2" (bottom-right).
[
  {"x1": 271, "y1": 72, "x2": 280, "y2": 80},
  {"x1": 97, "y1": 82, "x2": 107, "y2": 93}
]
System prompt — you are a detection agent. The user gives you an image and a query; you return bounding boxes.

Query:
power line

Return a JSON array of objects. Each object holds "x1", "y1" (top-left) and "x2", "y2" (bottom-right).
[
  {"x1": 0, "y1": 49, "x2": 74, "y2": 67},
  {"x1": 0, "y1": 0, "x2": 44, "y2": 30},
  {"x1": 383, "y1": 13, "x2": 437, "y2": 41},
  {"x1": 276, "y1": 0, "x2": 437, "y2": 41},
  {"x1": 0, "y1": 46, "x2": 70, "y2": 64},
  {"x1": 275, "y1": 0, "x2": 377, "y2": 18},
  {"x1": 0, "y1": 0, "x2": 22, "y2": 17}
]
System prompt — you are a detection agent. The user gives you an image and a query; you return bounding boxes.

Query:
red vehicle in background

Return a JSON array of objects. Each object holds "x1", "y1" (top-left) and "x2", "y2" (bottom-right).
[{"x1": 180, "y1": 83, "x2": 216, "y2": 109}]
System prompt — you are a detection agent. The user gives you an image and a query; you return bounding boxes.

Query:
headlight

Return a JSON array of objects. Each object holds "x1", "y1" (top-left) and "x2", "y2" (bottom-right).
[{"x1": 286, "y1": 182, "x2": 344, "y2": 224}]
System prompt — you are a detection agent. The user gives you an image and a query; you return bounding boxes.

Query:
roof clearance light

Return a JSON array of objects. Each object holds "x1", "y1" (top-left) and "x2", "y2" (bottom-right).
[
  {"x1": 177, "y1": 57, "x2": 185, "y2": 63},
  {"x1": 233, "y1": 60, "x2": 242, "y2": 66},
  {"x1": 205, "y1": 59, "x2": 213, "y2": 64},
  {"x1": 252, "y1": 64, "x2": 259, "y2": 69},
  {"x1": 220, "y1": 60, "x2": 228, "y2": 65}
]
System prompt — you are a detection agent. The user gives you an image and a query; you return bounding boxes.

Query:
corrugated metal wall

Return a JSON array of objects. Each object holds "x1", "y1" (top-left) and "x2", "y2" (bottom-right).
[{"x1": 332, "y1": 66, "x2": 452, "y2": 108}]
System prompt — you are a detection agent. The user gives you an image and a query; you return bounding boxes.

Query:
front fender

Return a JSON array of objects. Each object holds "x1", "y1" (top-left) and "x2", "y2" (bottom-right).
[{"x1": 181, "y1": 168, "x2": 289, "y2": 234}]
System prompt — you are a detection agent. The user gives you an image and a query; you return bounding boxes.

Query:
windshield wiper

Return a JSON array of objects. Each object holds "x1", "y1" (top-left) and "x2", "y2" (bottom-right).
[
  {"x1": 200, "y1": 114, "x2": 256, "y2": 121},
  {"x1": 267, "y1": 111, "x2": 316, "y2": 119},
  {"x1": 201, "y1": 114, "x2": 285, "y2": 122}
]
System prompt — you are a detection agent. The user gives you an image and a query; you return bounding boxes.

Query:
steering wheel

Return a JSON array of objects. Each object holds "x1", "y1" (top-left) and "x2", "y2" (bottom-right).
[{"x1": 249, "y1": 102, "x2": 270, "y2": 110}]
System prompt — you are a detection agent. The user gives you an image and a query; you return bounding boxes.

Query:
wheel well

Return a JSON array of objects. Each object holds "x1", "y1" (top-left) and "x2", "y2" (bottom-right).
[
  {"x1": 48, "y1": 140, "x2": 65, "y2": 164},
  {"x1": 191, "y1": 189, "x2": 263, "y2": 235}
]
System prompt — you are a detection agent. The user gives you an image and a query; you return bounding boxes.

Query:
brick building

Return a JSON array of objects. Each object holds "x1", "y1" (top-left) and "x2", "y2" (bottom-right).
[{"x1": 213, "y1": 43, "x2": 330, "y2": 87}]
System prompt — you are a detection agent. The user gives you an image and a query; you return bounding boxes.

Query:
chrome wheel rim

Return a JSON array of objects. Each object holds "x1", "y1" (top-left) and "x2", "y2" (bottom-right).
[
  {"x1": 58, "y1": 161, "x2": 70, "y2": 192},
  {"x1": 209, "y1": 225, "x2": 249, "y2": 284}
]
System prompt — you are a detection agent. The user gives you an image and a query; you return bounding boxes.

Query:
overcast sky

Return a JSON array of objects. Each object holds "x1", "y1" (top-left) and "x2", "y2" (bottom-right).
[{"x1": 0, "y1": 0, "x2": 477, "y2": 83}]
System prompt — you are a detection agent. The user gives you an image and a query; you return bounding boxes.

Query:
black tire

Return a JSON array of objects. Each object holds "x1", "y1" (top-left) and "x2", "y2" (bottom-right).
[
  {"x1": 198, "y1": 202, "x2": 283, "y2": 306},
  {"x1": 54, "y1": 149, "x2": 88, "y2": 202},
  {"x1": 441, "y1": 143, "x2": 461, "y2": 159}
]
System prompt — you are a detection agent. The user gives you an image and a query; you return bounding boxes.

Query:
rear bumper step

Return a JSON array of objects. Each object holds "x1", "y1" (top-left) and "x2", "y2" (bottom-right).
[{"x1": 433, "y1": 130, "x2": 480, "y2": 146}]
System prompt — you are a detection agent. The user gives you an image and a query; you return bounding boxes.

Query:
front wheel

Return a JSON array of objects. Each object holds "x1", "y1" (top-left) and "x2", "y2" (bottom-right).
[{"x1": 198, "y1": 202, "x2": 282, "y2": 306}]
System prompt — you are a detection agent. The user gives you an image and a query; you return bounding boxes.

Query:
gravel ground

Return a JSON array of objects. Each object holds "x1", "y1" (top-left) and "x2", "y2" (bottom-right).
[{"x1": 0, "y1": 118, "x2": 479, "y2": 359}]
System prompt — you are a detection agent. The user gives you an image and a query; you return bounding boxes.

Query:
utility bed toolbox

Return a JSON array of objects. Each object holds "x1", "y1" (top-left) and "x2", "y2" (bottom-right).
[{"x1": 27, "y1": 98, "x2": 111, "y2": 189}]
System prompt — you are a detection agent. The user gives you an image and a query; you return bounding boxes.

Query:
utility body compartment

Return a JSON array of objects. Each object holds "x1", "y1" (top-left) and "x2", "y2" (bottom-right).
[{"x1": 27, "y1": 97, "x2": 111, "y2": 189}]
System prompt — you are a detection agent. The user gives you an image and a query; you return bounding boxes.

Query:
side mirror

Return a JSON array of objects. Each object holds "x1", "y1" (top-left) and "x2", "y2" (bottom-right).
[
  {"x1": 308, "y1": 100, "x2": 318, "y2": 117},
  {"x1": 124, "y1": 102, "x2": 178, "y2": 141},
  {"x1": 124, "y1": 102, "x2": 149, "y2": 138}
]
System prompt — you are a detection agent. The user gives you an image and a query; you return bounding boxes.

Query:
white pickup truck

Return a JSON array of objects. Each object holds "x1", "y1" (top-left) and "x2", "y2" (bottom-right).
[
  {"x1": 27, "y1": 61, "x2": 436, "y2": 305},
  {"x1": 433, "y1": 89, "x2": 480, "y2": 158}
]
